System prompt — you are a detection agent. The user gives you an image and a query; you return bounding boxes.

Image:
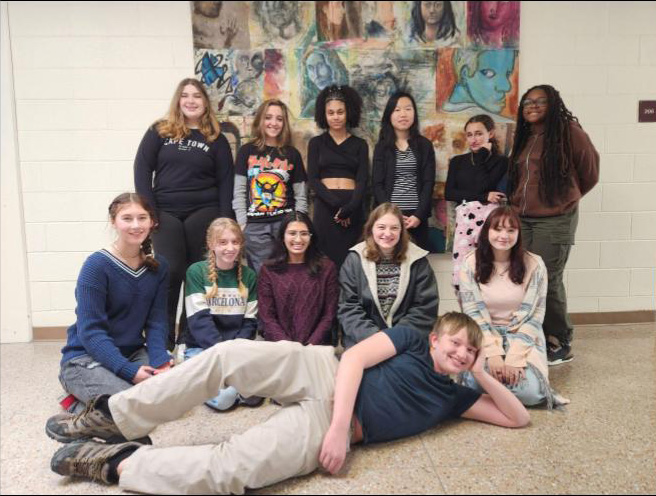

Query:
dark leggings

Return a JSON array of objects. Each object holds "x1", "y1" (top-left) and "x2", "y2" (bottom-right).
[{"x1": 153, "y1": 206, "x2": 222, "y2": 349}]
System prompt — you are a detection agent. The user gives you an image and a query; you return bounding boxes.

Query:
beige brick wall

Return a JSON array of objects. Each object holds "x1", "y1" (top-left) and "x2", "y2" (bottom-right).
[{"x1": 1, "y1": 1, "x2": 654, "y2": 339}]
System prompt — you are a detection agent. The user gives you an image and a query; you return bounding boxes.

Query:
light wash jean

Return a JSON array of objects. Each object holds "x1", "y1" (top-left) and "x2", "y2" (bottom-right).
[
  {"x1": 461, "y1": 325, "x2": 548, "y2": 407},
  {"x1": 59, "y1": 348, "x2": 150, "y2": 413},
  {"x1": 184, "y1": 347, "x2": 239, "y2": 411}
]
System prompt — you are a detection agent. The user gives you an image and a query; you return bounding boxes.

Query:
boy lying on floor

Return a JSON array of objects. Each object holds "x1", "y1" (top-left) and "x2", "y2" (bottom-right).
[{"x1": 46, "y1": 312, "x2": 529, "y2": 494}]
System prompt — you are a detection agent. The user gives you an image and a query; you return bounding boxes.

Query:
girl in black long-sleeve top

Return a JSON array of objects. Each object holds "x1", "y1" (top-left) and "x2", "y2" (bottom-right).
[
  {"x1": 134, "y1": 78, "x2": 234, "y2": 348},
  {"x1": 372, "y1": 92, "x2": 436, "y2": 250},
  {"x1": 444, "y1": 114, "x2": 508, "y2": 293},
  {"x1": 307, "y1": 85, "x2": 369, "y2": 267}
]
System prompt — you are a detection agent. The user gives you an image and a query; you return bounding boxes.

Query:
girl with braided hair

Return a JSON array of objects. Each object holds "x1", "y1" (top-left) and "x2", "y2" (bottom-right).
[
  {"x1": 183, "y1": 218, "x2": 263, "y2": 411},
  {"x1": 58, "y1": 193, "x2": 172, "y2": 414},
  {"x1": 508, "y1": 84, "x2": 599, "y2": 366}
]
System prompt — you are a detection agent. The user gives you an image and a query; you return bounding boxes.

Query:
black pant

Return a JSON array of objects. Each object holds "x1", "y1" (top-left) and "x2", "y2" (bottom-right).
[
  {"x1": 153, "y1": 206, "x2": 222, "y2": 349},
  {"x1": 403, "y1": 210, "x2": 430, "y2": 251}
]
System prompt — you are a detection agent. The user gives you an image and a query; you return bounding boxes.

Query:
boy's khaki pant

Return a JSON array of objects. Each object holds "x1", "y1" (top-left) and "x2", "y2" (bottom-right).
[{"x1": 108, "y1": 339, "x2": 340, "y2": 495}]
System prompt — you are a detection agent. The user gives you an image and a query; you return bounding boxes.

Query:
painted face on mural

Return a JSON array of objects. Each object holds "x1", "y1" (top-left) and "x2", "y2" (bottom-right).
[
  {"x1": 306, "y1": 52, "x2": 335, "y2": 89},
  {"x1": 480, "y1": 1, "x2": 512, "y2": 31},
  {"x1": 264, "y1": 1, "x2": 298, "y2": 29},
  {"x1": 462, "y1": 50, "x2": 514, "y2": 114},
  {"x1": 421, "y1": 1, "x2": 445, "y2": 27},
  {"x1": 194, "y1": 1, "x2": 223, "y2": 18},
  {"x1": 323, "y1": 1, "x2": 346, "y2": 26}
]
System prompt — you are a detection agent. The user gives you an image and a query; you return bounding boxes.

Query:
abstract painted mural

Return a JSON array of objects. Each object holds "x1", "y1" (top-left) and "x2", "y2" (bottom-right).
[{"x1": 191, "y1": 1, "x2": 520, "y2": 253}]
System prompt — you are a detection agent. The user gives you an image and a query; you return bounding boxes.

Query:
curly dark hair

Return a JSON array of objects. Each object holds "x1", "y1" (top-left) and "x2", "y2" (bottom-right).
[
  {"x1": 509, "y1": 84, "x2": 580, "y2": 207},
  {"x1": 314, "y1": 84, "x2": 362, "y2": 130}
]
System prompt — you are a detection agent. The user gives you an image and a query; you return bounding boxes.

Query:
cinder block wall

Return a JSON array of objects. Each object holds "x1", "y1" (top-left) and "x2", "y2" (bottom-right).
[
  {"x1": 518, "y1": 1, "x2": 656, "y2": 314},
  {"x1": 2, "y1": 1, "x2": 655, "y2": 337}
]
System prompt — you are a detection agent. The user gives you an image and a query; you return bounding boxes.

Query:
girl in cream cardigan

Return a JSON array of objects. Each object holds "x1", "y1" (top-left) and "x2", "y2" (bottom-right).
[{"x1": 458, "y1": 206, "x2": 567, "y2": 408}]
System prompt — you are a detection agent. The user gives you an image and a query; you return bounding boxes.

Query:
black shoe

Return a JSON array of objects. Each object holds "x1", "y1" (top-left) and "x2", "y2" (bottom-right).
[
  {"x1": 238, "y1": 395, "x2": 265, "y2": 408},
  {"x1": 51, "y1": 440, "x2": 141, "y2": 484},
  {"x1": 547, "y1": 341, "x2": 574, "y2": 366}
]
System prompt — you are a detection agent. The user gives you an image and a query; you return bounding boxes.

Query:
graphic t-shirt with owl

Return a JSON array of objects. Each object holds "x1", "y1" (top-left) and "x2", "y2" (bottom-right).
[{"x1": 235, "y1": 143, "x2": 307, "y2": 223}]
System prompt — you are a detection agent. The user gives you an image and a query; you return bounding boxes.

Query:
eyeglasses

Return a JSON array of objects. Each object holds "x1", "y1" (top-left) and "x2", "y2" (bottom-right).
[
  {"x1": 286, "y1": 231, "x2": 312, "y2": 239},
  {"x1": 522, "y1": 97, "x2": 548, "y2": 108}
]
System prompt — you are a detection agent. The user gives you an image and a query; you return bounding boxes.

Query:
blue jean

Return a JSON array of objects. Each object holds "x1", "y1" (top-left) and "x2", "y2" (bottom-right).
[
  {"x1": 461, "y1": 365, "x2": 546, "y2": 406},
  {"x1": 59, "y1": 348, "x2": 149, "y2": 412},
  {"x1": 461, "y1": 325, "x2": 547, "y2": 407},
  {"x1": 184, "y1": 347, "x2": 239, "y2": 411}
]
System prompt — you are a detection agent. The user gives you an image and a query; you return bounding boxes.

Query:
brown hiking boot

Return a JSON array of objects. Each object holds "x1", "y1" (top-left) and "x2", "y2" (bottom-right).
[
  {"x1": 46, "y1": 395, "x2": 131, "y2": 444},
  {"x1": 51, "y1": 440, "x2": 141, "y2": 484}
]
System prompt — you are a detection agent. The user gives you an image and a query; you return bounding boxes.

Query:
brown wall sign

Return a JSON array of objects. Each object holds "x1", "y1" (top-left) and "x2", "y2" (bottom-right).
[{"x1": 638, "y1": 101, "x2": 656, "y2": 123}]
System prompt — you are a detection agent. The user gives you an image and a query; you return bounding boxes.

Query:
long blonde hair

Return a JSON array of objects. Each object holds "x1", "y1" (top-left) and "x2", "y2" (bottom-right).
[
  {"x1": 156, "y1": 78, "x2": 220, "y2": 143},
  {"x1": 250, "y1": 99, "x2": 292, "y2": 152},
  {"x1": 363, "y1": 203, "x2": 410, "y2": 264},
  {"x1": 205, "y1": 218, "x2": 247, "y2": 299}
]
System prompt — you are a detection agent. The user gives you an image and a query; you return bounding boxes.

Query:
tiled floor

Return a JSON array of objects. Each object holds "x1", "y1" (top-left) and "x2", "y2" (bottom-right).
[{"x1": 1, "y1": 324, "x2": 654, "y2": 494}]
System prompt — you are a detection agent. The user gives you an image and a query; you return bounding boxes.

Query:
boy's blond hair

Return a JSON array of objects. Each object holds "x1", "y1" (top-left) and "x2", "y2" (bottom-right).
[{"x1": 430, "y1": 312, "x2": 483, "y2": 350}]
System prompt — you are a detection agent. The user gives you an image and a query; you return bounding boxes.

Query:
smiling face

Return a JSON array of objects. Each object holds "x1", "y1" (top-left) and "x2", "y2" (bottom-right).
[
  {"x1": 210, "y1": 228, "x2": 242, "y2": 270},
  {"x1": 179, "y1": 84, "x2": 206, "y2": 125},
  {"x1": 262, "y1": 104, "x2": 285, "y2": 144},
  {"x1": 465, "y1": 121, "x2": 494, "y2": 152},
  {"x1": 488, "y1": 215, "x2": 519, "y2": 253},
  {"x1": 430, "y1": 327, "x2": 478, "y2": 375},
  {"x1": 390, "y1": 96, "x2": 416, "y2": 134},
  {"x1": 325, "y1": 99, "x2": 347, "y2": 131},
  {"x1": 111, "y1": 203, "x2": 154, "y2": 249},
  {"x1": 522, "y1": 87, "x2": 549, "y2": 126},
  {"x1": 284, "y1": 221, "x2": 312, "y2": 261},
  {"x1": 372, "y1": 213, "x2": 402, "y2": 255}
]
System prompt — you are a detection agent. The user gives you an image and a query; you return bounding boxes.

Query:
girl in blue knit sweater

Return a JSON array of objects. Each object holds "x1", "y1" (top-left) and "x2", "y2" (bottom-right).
[{"x1": 58, "y1": 193, "x2": 172, "y2": 413}]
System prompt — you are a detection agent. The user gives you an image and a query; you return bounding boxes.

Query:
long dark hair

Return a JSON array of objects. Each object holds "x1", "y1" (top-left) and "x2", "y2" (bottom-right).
[
  {"x1": 265, "y1": 212, "x2": 325, "y2": 276},
  {"x1": 509, "y1": 84, "x2": 580, "y2": 207},
  {"x1": 465, "y1": 114, "x2": 500, "y2": 155},
  {"x1": 411, "y1": 1, "x2": 458, "y2": 43},
  {"x1": 475, "y1": 206, "x2": 525, "y2": 285},
  {"x1": 378, "y1": 91, "x2": 421, "y2": 151}
]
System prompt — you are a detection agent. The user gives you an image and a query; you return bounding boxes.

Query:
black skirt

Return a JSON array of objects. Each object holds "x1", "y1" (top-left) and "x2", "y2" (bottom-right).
[{"x1": 313, "y1": 189, "x2": 365, "y2": 267}]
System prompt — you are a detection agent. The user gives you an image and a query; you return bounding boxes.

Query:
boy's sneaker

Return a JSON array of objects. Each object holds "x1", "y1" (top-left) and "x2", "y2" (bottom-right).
[
  {"x1": 46, "y1": 395, "x2": 149, "y2": 444},
  {"x1": 547, "y1": 341, "x2": 574, "y2": 366},
  {"x1": 51, "y1": 440, "x2": 141, "y2": 484}
]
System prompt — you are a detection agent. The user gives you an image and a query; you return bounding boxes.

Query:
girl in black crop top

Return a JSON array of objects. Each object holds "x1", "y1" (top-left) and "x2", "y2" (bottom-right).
[
  {"x1": 444, "y1": 114, "x2": 508, "y2": 294},
  {"x1": 308, "y1": 85, "x2": 369, "y2": 267}
]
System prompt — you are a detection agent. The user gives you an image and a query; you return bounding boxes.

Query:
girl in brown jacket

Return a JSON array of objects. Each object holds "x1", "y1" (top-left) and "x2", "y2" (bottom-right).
[{"x1": 508, "y1": 84, "x2": 599, "y2": 366}]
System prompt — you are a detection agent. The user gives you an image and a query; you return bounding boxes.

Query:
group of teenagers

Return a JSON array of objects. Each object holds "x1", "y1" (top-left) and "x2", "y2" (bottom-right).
[{"x1": 46, "y1": 76, "x2": 599, "y2": 494}]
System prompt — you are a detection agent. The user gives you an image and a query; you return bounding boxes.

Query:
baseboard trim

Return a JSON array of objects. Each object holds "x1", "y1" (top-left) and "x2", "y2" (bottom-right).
[
  {"x1": 569, "y1": 310, "x2": 655, "y2": 326},
  {"x1": 32, "y1": 310, "x2": 655, "y2": 341}
]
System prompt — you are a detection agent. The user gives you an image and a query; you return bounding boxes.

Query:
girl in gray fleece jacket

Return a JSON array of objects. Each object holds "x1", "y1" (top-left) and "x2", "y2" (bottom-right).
[{"x1": 338, "y1": 203, "x2": 439, "y2": 349}]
